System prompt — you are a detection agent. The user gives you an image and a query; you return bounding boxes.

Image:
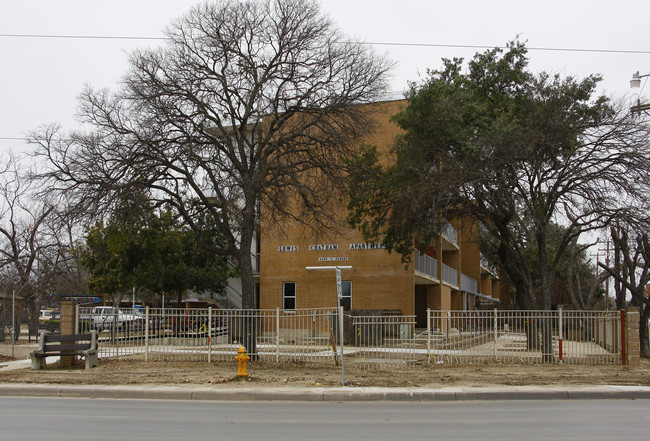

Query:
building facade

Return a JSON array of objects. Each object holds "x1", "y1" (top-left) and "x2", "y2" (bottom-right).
[{"x1": 257, "y1": 99, "x2": 509, "y2": 324}]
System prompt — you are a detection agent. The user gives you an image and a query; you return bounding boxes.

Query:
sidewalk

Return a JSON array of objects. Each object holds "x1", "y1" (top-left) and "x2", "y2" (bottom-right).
[
  {"x1": 3, "y1": 357, "x2": 650, "y2": 402},
  {"x1": 1, "y1": 382, "x2": 649, "y2": 402},
  {"x1": 0, "y1": 358, "x2": 32, "y2": 371}
]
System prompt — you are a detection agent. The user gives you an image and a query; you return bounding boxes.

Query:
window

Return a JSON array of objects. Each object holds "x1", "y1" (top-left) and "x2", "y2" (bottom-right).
[
  {"x1": 283, "y1": 282, "x2": 296, "y2": 310},
  {"x1": 340, "y1": 281, "x2": 351, "y2": 311}
]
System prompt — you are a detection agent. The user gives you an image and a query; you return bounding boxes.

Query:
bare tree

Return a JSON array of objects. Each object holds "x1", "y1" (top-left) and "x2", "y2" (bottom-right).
[
  {"x1": 600, "y1": 224, "x2": 650, "y2": 356},
  {"x1": 0, "y1": 153, "x2": 55, "y2": 337},
  {"x1": 609, "y1": 225, "x2": 630, "y2": 311},
  {"x1": 565, "y1": 238, "x2": 608, "y2": 310},
  {"x1": 32, "y1": 0, "x2": 392, "y2": 321},
  {"x1": 36, "y1": 206, "x2": 88, "y2": 299}
]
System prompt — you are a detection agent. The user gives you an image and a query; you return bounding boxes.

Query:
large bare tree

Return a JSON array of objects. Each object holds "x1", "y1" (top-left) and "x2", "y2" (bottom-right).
[
  {"x1": 0, "y1": 153, "x2": 55, "y2": 338},
  {"x1": 32, "y1": 0, "x2": 393, "y2": 317},
  {"x1": 36, "y1": 205, "x2": 88, "y2": 300}
]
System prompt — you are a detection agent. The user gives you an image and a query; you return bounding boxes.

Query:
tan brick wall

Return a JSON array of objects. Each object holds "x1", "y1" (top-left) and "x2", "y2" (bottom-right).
[
  {"x1": 260, "y1": 222, "x2": 415, "y2": 314},
  {"x1": 259, "y1": 100, "x2": 414, "y2": 314},
  {"x1": 459, "y1": 219, "x2": 481, "y2": 282},
  {"x1": 451, "y1": 291, "x2": 463, "y2": 310},
  {"x1": 60, "y1": 301, "x2": 76, "y2": 368},
  {"x1": 626, "y1": 307, "x2": 641, "y2": 367},
  {"x1": 427, "y1": 284, "x2": 452, "y2": 311}
]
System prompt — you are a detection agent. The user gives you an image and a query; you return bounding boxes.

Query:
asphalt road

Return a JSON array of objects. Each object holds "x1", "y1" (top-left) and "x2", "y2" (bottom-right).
[{"x1": 1, "y1": 397, "x2": 647, "y2": 440}]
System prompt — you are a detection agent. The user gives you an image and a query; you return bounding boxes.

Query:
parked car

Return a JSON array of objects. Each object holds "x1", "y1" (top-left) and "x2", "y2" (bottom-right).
[
  {"x1": 91, "y1": 306, "x2": 145, "y2": 331},
  {"x1": 39, "y1": 309, "x2": 60, "y2": 324},
  {"x1": 166, "y1": 311, "x2": 229, "y2": 337}
]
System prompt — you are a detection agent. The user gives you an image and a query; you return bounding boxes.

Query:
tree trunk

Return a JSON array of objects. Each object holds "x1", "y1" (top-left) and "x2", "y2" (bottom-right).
[
  {"x1": 526, "y1": 316, "x2": 540, "y2": 351},
  {"x1": 640, "y1": 305, "x2": 650, "y2": 358},
  {"x1": 27, "y1": 296, "x2": 39, "y2": 342},
  {"x1": 536, "y1": 225, "x2": 553, "y2": 311},
  {"x1": 497, "y1": 244, "x2": 535, "y2": 309},
  {"x1": 237, "y1": 211, "x2": 258, "y2": 360},
  {"x1": 541, "y1": 318, "x2": 555, "y2": 362}
]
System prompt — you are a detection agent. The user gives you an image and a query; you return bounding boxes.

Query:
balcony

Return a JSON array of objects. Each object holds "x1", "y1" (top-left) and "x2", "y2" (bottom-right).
[
  {"x1": 414, "y1": 250, "x2": 460, "y2": 288},
  {"x1": 441, "y1": 262, "x2": 458, "y2": 287},
  {"x1": 441, "y1": 219, "x2": 459, "y2": 250},
  {"x1": 414, "y1": 249, "x2": 438, "y2": 281},
  {"x1": 460, "y1": 273, "x2": 478, "y2": 294},
  {"x1": 480, "y1": 253, "x2": 498, "y2": 277}
]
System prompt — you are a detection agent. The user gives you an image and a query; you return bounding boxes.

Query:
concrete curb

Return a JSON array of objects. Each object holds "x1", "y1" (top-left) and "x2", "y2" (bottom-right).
[{"x1": 1, "y1": 384, "x2": 650, "y2": 402}]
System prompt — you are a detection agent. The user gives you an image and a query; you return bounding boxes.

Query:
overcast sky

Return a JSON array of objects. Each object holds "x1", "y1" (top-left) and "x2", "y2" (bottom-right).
[{"x1": 1, "y1": 0, "x2": 649, "y2": 154}]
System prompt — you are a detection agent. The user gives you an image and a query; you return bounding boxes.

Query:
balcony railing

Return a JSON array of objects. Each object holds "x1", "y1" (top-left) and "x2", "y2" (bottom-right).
[
  {"x1": 441, "y1": 219, "x2": 458, "y2": 245},
  {"x1": 414, "y1": 250, "x2": 438, "y2": 280},
  {"x1": 460, "y1": 273, "x2": 478, "y2": 294},
  {"x1": 441, "y1": 263, "x2": 458, "y2": 286},
  {"x1": 480, "y1": 253, "x2": 498, "y2": 276}
]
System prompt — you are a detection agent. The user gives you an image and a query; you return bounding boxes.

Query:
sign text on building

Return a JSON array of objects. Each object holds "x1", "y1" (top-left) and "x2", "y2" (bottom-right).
[
  {"x1": 349, "y1": 243, "x2": 385, "y2": 250},
  {"x1": 318, "y1": 257, "x2": 349, "y2": 262},
  {"x1": 309, "y1": 244, "x2": 339, "y2": 251},
  {"x1": 278, "y1": 245, "x2": 299, "y2": 252}
]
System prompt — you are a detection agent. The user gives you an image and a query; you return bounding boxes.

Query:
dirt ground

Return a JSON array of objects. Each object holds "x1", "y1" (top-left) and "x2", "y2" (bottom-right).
[{"x1": 1, "y1": 339, "x2": 649, "y2": 388}]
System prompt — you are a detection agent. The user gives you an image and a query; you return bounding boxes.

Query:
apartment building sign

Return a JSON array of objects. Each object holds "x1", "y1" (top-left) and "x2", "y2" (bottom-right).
[
  {"x1": 309, "y1": 244, "x2": 339, "y2": 251},
  {"x1": 349, "y1": 243, "x2": 385, "y2": 250},
  {"x1": 278, "y1": 245, "x2": 299, "y2": 252}
]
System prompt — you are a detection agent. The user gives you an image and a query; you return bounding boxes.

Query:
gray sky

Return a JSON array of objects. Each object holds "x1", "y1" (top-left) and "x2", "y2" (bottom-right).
[{"x1": 1, "y1": 0, "x2": 649, "y2": 153}]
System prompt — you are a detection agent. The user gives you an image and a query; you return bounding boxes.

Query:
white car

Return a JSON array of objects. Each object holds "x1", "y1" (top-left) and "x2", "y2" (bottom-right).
[
  {"x1": 91, "y1": 306, "x2": 145, "y2": 331},
  {"x1": 39, "y1": 309, "x2": 60, "y2": 323}
]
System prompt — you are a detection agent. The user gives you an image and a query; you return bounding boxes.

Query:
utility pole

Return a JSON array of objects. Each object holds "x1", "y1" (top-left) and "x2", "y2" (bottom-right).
[
  {"x1": 590, "y1": 243, "x2": 606, "y2": 310},
  {"x1": 598, "y1": 239, "x2": 611, "y2": 311}
]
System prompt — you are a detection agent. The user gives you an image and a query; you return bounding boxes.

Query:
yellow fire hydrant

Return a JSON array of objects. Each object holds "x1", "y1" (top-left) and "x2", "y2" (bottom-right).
[{"x1": 235, "y1": 345, "x2": 250, "y2": 378}]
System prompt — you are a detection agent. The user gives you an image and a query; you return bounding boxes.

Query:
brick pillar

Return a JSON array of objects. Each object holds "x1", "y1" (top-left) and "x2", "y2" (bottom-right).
[
  {"x1": 60, "y1": 301, "x2": 76, "y2": 368},
  {"x1": 626, "y1": 307, "x2": 641, "y2": 367}
]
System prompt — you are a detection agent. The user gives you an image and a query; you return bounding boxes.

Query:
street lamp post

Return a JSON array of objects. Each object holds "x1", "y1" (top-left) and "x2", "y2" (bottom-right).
[{"x1": 629, "y1": 71, "x2": 650, "y2": 115}]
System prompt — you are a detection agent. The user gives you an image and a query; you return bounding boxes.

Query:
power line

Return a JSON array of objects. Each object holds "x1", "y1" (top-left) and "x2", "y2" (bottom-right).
[
  {"x1": 0, "y1": 33, "x2": 164, "y2": 41},
  {"x1": 368, "y1": 41, "x2": 650, "y2": 55},
  {"x1": 1, "y1": 33, "x2": 649, "y2": 55}
]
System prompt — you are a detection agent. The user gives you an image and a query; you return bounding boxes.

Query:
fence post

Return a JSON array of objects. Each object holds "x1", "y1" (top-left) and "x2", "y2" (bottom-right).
[
  {"x1": 493, "y1": 308, "x2": 498, "y2": 362},
  {"x1": 75, "y1": 304, "x2": 80, "y2": 334},
  {"x1": 145, "y1": 306, "x2": 149, "y2": 362},
  {"x1": 208, "y1": 306, "x2": 212, "y2": 363},
  {"x1": 446, "y1": 311, "x2": 450, "y2": 342},
  {"x1": 558, "y1": 308, "x2": 563, "y2": 362},
  {"x1": 276, "y1": 307, "x2": 280, "y2": 363},
  {"x1": 427, "y1": 308, "x2": 431, "y2": 365}
]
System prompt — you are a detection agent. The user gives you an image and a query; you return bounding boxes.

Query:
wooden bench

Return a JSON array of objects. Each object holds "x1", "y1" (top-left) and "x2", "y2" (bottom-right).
[{"x1": 30, "y1": 331, "x2": 99, "y2": 370}]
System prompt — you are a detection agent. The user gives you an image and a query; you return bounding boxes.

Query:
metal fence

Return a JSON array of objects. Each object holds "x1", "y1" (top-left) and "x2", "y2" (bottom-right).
[
  {"x1": 77, "y1": 306, "x2": 339, "y2": 363},
  {"x1": 0, "y1": 302, "x2": 51, "y2": 343},
  {"x1": 350, "y1": 314, "x2": 418, "y2": 369},
  {"x1": 427, "y1": 310, "x2": 622, "y2": 365},
  {"x1": 73, "y1": 307, "x2": 623, "y2": 367}
]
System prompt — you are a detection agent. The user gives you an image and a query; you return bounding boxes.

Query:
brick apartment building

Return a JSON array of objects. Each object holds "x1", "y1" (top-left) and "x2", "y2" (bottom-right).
[{"x1": 256, "y1": 99, "x2": 512, "y2": 326}]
